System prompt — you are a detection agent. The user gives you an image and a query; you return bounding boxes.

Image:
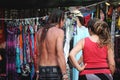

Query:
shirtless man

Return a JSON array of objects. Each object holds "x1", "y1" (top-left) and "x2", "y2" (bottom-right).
[{"x1": 36, "y1": 9, "x2": 68, "y2": 80}]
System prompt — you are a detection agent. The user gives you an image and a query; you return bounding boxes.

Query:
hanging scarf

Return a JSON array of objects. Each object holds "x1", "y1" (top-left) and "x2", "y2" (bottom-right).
[
  {"x1": 28, "y1": 25, "x2": 35, "y2": 80},
  {"x1": 21, "y1": 25, "x2": 31, "y2": 77},
  {"x1": 19, "y1": 24, "x2": 23, "y2": 65},
  {"x1": 33, "y1": 25, "x2": 38, "y2": 71},
  {"x1": 15, "y1": 27, "x2": 21, "y2": 73}
]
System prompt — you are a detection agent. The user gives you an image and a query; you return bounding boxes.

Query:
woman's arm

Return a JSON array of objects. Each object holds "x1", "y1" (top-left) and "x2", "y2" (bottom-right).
[
  {"x1": 69, "y1": 39, "x2": 86, "y2": 71},
  {"x1": 78, "y1": 55, "x2": 83, "y2": 64},
  {"x1": 107, "y1": 46, "x2": 115, "y2": 75}
]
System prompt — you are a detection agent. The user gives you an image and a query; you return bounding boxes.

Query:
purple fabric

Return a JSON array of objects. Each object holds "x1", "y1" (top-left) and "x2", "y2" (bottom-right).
[{"x1": 6, "y1": 27, "x2": 17, "y2": 80}]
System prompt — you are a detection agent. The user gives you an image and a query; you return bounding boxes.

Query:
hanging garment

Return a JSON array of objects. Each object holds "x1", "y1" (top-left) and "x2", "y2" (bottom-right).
[
  {"x1": 6, "y1": 27, "x2": 17, "y2": 80},
  {"x1": 73, "y1": 25, "x2": 90, "y2": 80},
  {"x1": 64, "y1": 18, "x2": 74, "y2": 80},
  {"x1": 0, "y1": 48, "x2": 6, "y2": 74},
  {"x1": 23, "y1": 25, "x2": 27, "y2": 65},
  {"x1": 25, "y1": 25, "x2": 31, "y2": 64},
  {"x1": 107, "y1": 6, "x2": 113, "y2": 17},
  {"x1": 84, "y1": 14, "x2": 91, "y2": 27},
  {"x1": 28, "y1": 25, "x2": 35, "y2": 80},
  {"x1": 0, "y1": 20, "x2": 5, "y2": 44},
  {"x1": 118, "y1": 16, "x2": 120, "y2": 29},
  {"x1": 19, "y1": 24, "x2": 23, "y2": 65},
  {"x1": 19, "y1": 25, "x2": 31, "y2": 79},
  {"x1": 15, "y1": 27, "x2": 21, "y2": 73},
  {"x1": 111, "y1": 10, "x2": 116, "y2": 43},
  {"x1": 64, "y1": 18, "x2": 74, "y2": 63},
  {"x1": 33, "y1": 25, "x2": 38, "y2": 71},
  {"x1": 0, "y1": 29, "x2": 5, "y2": 44}
]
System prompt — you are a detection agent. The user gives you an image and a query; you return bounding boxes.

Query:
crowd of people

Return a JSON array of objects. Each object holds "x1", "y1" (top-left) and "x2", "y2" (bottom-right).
[{"x1": 36, "y1": 8, "x2": 115, "y2": 80}]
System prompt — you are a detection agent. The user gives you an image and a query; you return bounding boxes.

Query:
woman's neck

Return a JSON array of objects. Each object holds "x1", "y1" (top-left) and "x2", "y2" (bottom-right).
[
  {"x1": 91, "y1": 34, "x2": 98, "y2": 38},
  {"x1": 77, "y1": 23, "x2": 82, "y2": 27},
  {"x1": 90, "y1": 34, "x2": 99, "y2": 43}
]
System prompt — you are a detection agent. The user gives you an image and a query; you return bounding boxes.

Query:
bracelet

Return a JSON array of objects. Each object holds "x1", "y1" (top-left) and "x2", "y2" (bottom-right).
[
  {"x1": 36, "y1": 70, "x2": 39, "y2": 74},
  {"x1": 62, "y1": 72, "x2": 67, "y2": 76}
]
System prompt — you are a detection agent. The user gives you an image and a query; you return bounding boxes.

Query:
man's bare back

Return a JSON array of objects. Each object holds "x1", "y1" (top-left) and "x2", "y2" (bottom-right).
[
  {"x1": 36, "y1": 9, "x2": 68, "y2": 80},
  {"x1": 37, "y1": 26, "x2": 65, "y2": 66}
]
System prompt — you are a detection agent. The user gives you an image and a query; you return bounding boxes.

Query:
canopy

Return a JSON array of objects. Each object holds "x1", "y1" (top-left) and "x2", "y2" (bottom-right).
[{"x1": 0, "y1": 0, "x2": 107, "y2": 9}]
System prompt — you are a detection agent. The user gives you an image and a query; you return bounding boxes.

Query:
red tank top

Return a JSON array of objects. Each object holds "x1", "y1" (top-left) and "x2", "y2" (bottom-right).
[{"x1": 80, "y1": 37, "x2": 111, "y2": 75}]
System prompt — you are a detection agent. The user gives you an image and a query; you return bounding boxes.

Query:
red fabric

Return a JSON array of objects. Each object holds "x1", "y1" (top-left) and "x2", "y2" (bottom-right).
[
  {"x1": 19, "y1": 24, "x2": 23, "y2": 64},
  {"x1": 80, "y1": 37, "x2": 111, "y2": 75},
  {"x1": 0, "y1": 20, "x2": 5, "y2": 44},
  {"x1": 34, "y1": 31, "x2": 38, "y2": 70},
  {"x1": 84, "y1": 14, "x2": 91, "y2": 27},
  {"x1": 0, "y1": 9, "x2": 5, "y2": 44},
  {"x1": 107, "y1": 6, "x2": 113, "y2": 17},
  {"x1": 33, "y1": 25, "x2": 38, "y2": 71}
]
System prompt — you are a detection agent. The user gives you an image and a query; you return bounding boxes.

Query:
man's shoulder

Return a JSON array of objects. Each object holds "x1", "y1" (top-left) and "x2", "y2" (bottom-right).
[
  {"x1": 52, "y1": 27, "x2": 64, "y2": 33},
  {"x1": 58, "y1": 28, "x2": 64, "y2": 32},
  {"x1": 52, "y1": 28, "x2": 64, "y2": 38},
  {"x1": 56, "y1": 28, "x2": 64, "y2": 35}
]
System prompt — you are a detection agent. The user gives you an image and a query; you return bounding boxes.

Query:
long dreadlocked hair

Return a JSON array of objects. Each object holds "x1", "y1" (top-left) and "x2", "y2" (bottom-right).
[{"x1": 40, "y1": 9, "x2": 65, "y2": 42}]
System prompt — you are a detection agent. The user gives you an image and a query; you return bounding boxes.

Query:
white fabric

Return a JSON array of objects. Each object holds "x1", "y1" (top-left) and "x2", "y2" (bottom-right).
[{"x1": 64, "y1": 18, "x2": 74, "y2": 63}]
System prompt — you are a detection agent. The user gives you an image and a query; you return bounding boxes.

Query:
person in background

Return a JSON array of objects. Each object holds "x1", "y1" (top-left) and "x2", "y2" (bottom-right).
[
  {"x1": 36, "y1": 9, "x2": 68, "y2": 80},
  {"x1": 72, "y1": 15, "x2": 90, "y2": 80},
  {"x1": 69, "y1": 19, "x2": 115, "y2": 80}
]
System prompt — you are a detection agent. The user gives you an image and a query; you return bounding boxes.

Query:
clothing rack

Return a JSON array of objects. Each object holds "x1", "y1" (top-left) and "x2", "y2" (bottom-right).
[
  {"x1": 0, "y1": 16, "x2": 48, "y2": 26},
  {"x1": 82, "y1": 0, "x2": 108, "y2": 9},
  {"x1": 65, "y1": 0, "x2": 108, "y2": 14},
  {"x1": 0, "y1": 17, "x2": 42, "y2": 21},
  {"x1": 0, "y1": 0, "x2": 107, "y2": 22}
]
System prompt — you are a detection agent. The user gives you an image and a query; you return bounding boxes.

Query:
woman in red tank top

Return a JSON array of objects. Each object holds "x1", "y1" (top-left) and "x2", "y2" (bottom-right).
[{"x1": 69, "y1": 19, "x2": 115, "y2": 80}]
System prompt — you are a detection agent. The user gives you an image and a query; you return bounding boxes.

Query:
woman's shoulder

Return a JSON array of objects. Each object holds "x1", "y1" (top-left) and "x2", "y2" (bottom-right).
[
  {"x1": 82, "y1": 26, "x2": 87, "y2": 28},
  {"x1": 84, "y1": 37, "x2": 89, "y2": 40}
]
